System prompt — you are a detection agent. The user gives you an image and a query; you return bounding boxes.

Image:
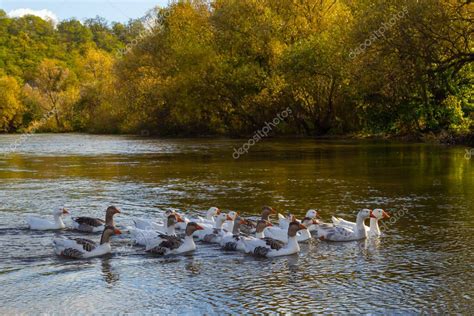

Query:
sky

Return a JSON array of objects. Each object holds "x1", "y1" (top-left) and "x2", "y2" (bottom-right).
[{"x1": 1, "y1": 0, "x2": 169, "y2": 23}]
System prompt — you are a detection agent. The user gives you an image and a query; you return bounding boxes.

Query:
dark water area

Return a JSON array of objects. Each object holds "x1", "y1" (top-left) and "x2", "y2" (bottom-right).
[{"x1": 0, "y1": 134, "x2": 472, "y2": 314}]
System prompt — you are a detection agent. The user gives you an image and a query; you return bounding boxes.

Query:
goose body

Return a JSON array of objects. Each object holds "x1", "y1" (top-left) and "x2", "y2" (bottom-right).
[
  {"x1": 71, "y1": 206, "x2": 120, "y2": 232},
  {"x1": 53, "y1": 226, "x2": 121, "y2": 259},
  {"x1": 193, "y1": 213, "x2": 229, "y2": 241},
  {"x1": 331, "y1": 209, "x2": 389, "y2": 237},
  {"x1": 318, "y1": 209, "x2": 373, "y2": 241},
  {"x1": 239, "y1": 206, "x2": 275, "y2": 235},
  {"x1": 145, "y1": 222, "x2": 203, "y2": 256},
  {"x1": 26, "y1": 208, "x2": 69, "y2": 230},
  {"x1": 243, "y1": 221, "x2": 307, "y2": 257},
  {"x1": 220, "y1": 218, "x2": 256, "y2": 251},
  {"x1": 265, "y1": 217, "x2": 317, "y2": 243},
  {"x1": 131, "y1": 213, "x2": 184, "y2": 247}
]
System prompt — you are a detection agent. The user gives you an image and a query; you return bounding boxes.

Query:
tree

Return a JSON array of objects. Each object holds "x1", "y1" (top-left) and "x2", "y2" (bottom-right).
[
  {"x1": 25, "y1": 59, "x2": 78, "y2": 131},
  {"x1": 0, "y1": 75, "x2": 24, "y2": 132}
]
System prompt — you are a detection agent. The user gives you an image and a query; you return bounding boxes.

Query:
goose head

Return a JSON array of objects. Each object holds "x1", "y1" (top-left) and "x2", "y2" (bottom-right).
[
  {"x1": 301, "y1": 217, "x2": 319, "y2": 227},
  {"x1": 255, "y1": 220, "x2": 273, "y2": 234},
  {"x1": 287, "y1": 221, "x2": 306, "y2": 237},
  {"x1": 105, "y1": 206, "x2": 120, "y2": 225},
  {"x1": 106, "y1": 206, "x2": 121, "y2": 216},
  {"x1": 166, "y1": 213, "x2": 182, "y2": 228},
  {"x1": 100, "y1": 225, "x2": 122, "y2": 244},
  {"x1": 54, "y1": 208, "x2": 69, "y2": 218},
  {"x1": 305, "y1": 209, "x2": 321, "y2": 219},
  {"x1": 372, "y1": 208, "x2": 390, "y2": 220},
  {"x1": 226, "y1": 211, "x2": 238, "y2": 222},
  {"x1": 357, "y1": 208, "x2": 372, "y2": 220},
  {"x1": 206, "y1": 207, "x2": 221, "y2": 218},
  {"x1": 214, "y1": 213, "x2": 228, "y2": 228},
  {"x1": 185, "y1": 222, "x2": 204, "y2": 236},
  {"x1": 261, "y1": 206, "x2": 276, "y2": 220}
]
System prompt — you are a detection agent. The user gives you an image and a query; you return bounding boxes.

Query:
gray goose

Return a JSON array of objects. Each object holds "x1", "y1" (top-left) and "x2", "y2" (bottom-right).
[{"x1": 72, "y1": 206, "x2": 120, "y2": 232}]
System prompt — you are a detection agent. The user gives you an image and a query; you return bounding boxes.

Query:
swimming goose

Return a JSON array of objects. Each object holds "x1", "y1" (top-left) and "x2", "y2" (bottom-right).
[
  {"x1": 332, "y1": 208, "x2": 390, "y2": 237},
  {"x1": 193, "y1": 213, "x2": 228, "y2": 241},
  {"x1": 71, "y1": 206, "x2": 121, "y2": 232},
  {"x1": 196, "y1": 207, "x2": 221, "y2": 224},
  {"x1": 278, "y1": 209, "x2": 320, "y2": 229},
  {"x1": 243, "y1": 221, "x2": 307, "y2": 257},
  {"x1": 240, "y1": 206, "x2": 275, "y2": 235},
  {"x1": 26, "y1": 208, "x2": 69, "y2": 230},
  {"x1": 220, "y1": 217, "x2": 256, "y2": 251},
  {"x1": 318, "y1": 209, "x2": 374, "y2": 241},
  {"x1": 53, "y1": 225, "x2": 122, "y2": 259},
  {"x1": 132, "y1": 210, "x2": 176, "y2": 231},
  {"x1": 131, "y1": 213, "x2": 184, "y2": 246},
  {"x1": 222, "y1": 211, "x2": 238, "y2": 232},
  {"x1": 198, "y1": 213, "x2": 235, "y2": 244},
  {"x1": 145, "y1": 222, "x2": 204, "y2": 255},
  {"x1": 265, "y1": 216, "x2": 314, "y2": 243}
]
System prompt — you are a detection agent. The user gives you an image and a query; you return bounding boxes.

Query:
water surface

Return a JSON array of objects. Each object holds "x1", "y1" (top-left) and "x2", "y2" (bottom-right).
[{"x1": 0, "y1": 134, "x2": 472, "y2": 314}]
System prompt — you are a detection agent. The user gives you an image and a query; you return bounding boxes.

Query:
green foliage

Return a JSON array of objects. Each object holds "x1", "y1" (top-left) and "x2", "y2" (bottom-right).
[{"x1": 0, "y1": 1, "x2": 472, "y2": 139}]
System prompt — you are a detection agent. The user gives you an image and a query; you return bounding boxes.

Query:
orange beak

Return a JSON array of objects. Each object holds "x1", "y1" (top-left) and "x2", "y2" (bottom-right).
[
  {"x1": 266, "y1": 222, "x2": 273, "y2": 227},
  {"x1": 239, "y1": 219, "x2": 247, "y2": 225},
  {"x1": 114, "y1": 228, "x2": 122, "y2": 235},
  {"x1": 176, "y1": 215, "x2": 185, "y2": 223},
  {"x1": 299, "y1": 223, "x2": 307, "y2": 230},
  {"x1": 216, "y1": 208, "x2": 221, "y2": 215},
  {"x1": 312, "y1": 219, "x2": 320, "y2": 225},
  {"x1": 382, "y1": 210, "x2": 390, "y2": 219},
  {"x1": 62, "y1": 209, "x2": 69, "y2": 215},
  {"x1": 195, "y1": 224, "x2": 204, "y2": 230},
  {"x1": 115, "y1": 208, "x2": 121, "y2": 214},
  {"x1": 271, "y1": 208, "x2": 276, "y2": 214},
  {"x1": 226, "y1": 215, "x2": 233, "y2": 221},
  {"x1": 370, "y1": 210, "x2": 376, "y2": 218}
]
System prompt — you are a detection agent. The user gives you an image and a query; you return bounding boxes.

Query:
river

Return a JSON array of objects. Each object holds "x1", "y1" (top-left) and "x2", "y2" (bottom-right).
[{"x1": 0, "y1": 134, "x2": 472, "y2": 314}]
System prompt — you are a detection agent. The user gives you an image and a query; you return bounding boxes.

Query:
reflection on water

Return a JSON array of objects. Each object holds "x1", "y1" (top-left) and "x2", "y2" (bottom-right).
[
  {"x1": 0, "y1": 134, "x2": 472, "y2": 314},
  {"x1": 101, "y1": 258, "x2": 120, "y2": 285}
]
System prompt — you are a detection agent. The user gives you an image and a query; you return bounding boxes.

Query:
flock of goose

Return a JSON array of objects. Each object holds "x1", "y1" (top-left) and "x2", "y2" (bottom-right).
[{"x1": 25, "y1": 206, "x2": 390, "y2": 259}]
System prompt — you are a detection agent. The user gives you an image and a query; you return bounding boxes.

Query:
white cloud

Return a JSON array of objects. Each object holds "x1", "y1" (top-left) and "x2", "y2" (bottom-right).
[{"x1": 8, "y1": 8, "x2": 58, "y2": 24}]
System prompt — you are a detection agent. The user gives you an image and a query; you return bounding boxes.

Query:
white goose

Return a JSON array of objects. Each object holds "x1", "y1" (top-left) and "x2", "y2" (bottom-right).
[
  {"x1": 145, "y1": 222, "x2": 204, "y2": 255},
  {"x1": 132, "y1": 210, "x2": 176, "y2": 231},
  {"x1": 130, "y1": 213, "x2": 184, "y2": 247},
  {"x1": 193, "y1": 213, "x2": 229, "y2": 241},
  {"x1": 332, "y1": 208, "x2": 390, "y2": 237},
  {"x1": 265, "y1": 215, "x2": 315, "y2": 243},
  {"x1": 174, "y1": 207, "x2": 221, "y2": 230},
  {"x1": 197, "y1": 212, "x2": 236, "y2": 244},
  {"x1": 53, "y1": 225, "x2": 122, "y2": 258},
  {"x1": 317, "y1": 209, "x2": 373, "y2": 241},
  {"x1": 222, "y1": 211, "x2": 238, "y2": 232},
  {"x1": 278, "y1": 209, "x2": 319, "y2": 228},
  {"x1": 242, "y1": 221, "x2": 307, "y2": 257},
  {"x1": 26, "y1": 208, "x2": 69, "y2": 230}
]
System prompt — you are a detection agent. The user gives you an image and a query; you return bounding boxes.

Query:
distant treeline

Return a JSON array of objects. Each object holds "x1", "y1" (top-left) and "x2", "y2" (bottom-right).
[{"x1": 0, "y1": 0, "x2": 472, "y2": 139}]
